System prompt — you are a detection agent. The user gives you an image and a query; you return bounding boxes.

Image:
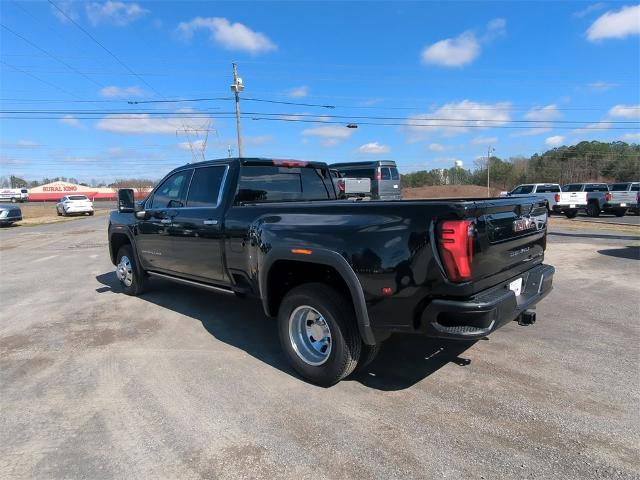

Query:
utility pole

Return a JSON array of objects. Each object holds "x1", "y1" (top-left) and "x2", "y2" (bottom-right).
[
  {"x1": 487, "y1": 146, "x2": 495, "y2": 197},
  {"x1": 231, "y1": 63, "x2": 244, "y2": 158}
]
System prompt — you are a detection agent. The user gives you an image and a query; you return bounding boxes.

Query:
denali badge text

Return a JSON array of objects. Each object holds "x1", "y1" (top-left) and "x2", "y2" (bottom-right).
[{"x1": 141, "y1": 250, "x2": 162, "y2": 256}]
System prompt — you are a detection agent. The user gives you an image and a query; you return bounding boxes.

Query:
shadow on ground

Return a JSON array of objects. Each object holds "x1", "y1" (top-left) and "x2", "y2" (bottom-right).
[
  {"x1": 549, "y1": 231, "x2": 640, "y2": 241},
  {"x1": 597, "y1": 246, "x2": 640, "y2": 260},
  {"x1": 96, "y1": 271, "x2": 476, "y2": 391}
]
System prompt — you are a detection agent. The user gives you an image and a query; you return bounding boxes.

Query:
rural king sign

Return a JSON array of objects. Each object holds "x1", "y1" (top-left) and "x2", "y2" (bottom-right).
[{"x1": 42, "y1": 184, "x2": 78, "y2": 192}]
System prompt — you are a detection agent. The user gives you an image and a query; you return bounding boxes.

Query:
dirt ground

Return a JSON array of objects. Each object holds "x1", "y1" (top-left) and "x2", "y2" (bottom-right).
[
  {"x1": 402, "y1": 185, "x2": 503, "y2": 198},
  {"x1": 6, "y1": 203, "x2": 108, "y2": 226}
]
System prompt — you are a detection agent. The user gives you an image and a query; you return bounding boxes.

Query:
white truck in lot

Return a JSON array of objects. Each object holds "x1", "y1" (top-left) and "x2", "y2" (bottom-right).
[
  {"x1": 502, "y1": 183, "x2": 587, "y2": 218},
  {"x1": 0, "y1": 188, "x2": 29, "y2": 203},
  {"x1": 609, "y1": 182, "x2": 639, "y2": 215}
]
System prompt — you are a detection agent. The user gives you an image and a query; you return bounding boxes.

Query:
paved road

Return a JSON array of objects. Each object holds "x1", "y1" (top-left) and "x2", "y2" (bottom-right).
[{"x1": 1, "y1": 216, "x2": 639, "y2": 479}]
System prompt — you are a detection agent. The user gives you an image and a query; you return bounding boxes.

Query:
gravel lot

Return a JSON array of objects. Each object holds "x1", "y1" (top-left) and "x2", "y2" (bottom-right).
[{"x1": 1, "y1": 215, "x2": 638, "y2": 479}]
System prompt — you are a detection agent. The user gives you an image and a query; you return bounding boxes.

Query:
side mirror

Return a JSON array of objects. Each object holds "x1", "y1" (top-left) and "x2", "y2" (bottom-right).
[{"x1": 118, "y1": 189, "x2": 135, "y2": 212}]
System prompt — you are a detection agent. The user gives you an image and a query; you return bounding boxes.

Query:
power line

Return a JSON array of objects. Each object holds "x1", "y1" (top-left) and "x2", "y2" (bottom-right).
[
  {"x1": 1, "y1": 23, "x2": 105, "y2": 89},
  {"x1": 47, "y1": 0, "x2": 164, "y2": 98},
  {"x1": 0, "y1": 61, "x2": 79, "y2": 99}
]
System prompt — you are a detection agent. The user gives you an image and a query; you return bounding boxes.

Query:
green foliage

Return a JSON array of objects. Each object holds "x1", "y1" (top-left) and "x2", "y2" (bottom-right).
[{"x1": 402, "y1": 141, "x2": 640, "y2": 190}]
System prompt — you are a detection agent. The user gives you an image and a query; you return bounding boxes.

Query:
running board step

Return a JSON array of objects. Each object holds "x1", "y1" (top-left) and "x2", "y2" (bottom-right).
[{"x1": 147, "y1": 271, "x2": 235, "y2": 295}]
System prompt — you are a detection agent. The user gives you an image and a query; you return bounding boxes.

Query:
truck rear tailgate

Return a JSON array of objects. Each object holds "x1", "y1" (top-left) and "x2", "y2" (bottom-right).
[{"x1": 435, "y1": 196, "x2": 549, "y2": 295}]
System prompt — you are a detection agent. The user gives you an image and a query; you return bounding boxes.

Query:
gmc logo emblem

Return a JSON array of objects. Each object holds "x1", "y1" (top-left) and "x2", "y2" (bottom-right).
[{"x1": 513, "y1": 217, "x2": 535, "y2": 232}]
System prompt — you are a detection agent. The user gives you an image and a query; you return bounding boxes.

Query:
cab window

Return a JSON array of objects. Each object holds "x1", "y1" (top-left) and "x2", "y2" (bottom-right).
[
  {"x1": 151, "y1": 170, "x2": 192, "y2": 208},
  {"x1": 563, "y1": 184, "x2": 582, "y2": 192},
  {"x1": 536, "y1": 185, "x2": 560, "y2": 193}
]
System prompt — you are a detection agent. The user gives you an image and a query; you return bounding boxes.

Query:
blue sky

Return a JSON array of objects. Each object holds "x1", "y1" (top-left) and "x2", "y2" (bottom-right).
[{"x1": 1, "y1": 1, "x2": 639, "y2": 183}]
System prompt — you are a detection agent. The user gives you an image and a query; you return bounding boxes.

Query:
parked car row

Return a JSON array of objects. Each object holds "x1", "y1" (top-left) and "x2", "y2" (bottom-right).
[{"x1": 502, "y1": 181, "x2": 638, "y2": 217}]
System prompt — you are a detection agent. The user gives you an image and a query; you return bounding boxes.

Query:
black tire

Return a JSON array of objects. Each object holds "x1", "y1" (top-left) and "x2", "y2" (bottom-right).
[
  {"x1": 354, "y1": 342, "x2": 381, "y2": 373},
  {"x1": 89, "y1": 211, "x2": 94, "y2": 216},
  {"x1": 56, "y1": 209, "x2": 62, "y2": 216},
  {"x1": 614, "y1": 209, "x2": 627, "y2": 217},
  {"x1": 277, "y1": 283, "x2": 361, "y2": 386},
  {"x1": 586, "y1": 202, "x2": 600, "y2": 217},
  {"x1": 115, "y1": 244, "x2": 148, "y2": 296},
  {"x1": 564, "y1": 210, "x2": 578, "y2": 219}
]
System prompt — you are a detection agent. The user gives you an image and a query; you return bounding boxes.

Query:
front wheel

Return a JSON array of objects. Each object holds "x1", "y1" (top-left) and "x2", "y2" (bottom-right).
[
  {"x1": 564, "y1": 210, "x2": 578, "y2": 219},
  {"x1": 278, "y1": 283, "x2": 362, "y2": 386},
  {"x1": 116, "y1": 245, "x2": 148, "y2": 296}
]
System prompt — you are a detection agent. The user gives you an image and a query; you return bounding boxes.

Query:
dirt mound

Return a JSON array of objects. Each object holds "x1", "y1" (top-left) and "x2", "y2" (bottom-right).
[{"x1": 402, "y1": 185, "x2": 502, "y2": 199}]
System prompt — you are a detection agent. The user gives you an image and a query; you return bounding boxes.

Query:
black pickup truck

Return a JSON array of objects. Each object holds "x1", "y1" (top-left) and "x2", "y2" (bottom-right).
[{"x1": 109, "y1": 158, "x2": 554, "y2": 385}]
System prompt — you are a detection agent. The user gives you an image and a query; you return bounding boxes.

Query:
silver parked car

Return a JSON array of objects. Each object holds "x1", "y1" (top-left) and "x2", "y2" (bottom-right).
[{"x1": 0, "y1": 203, "x2": 23, "y2": 226}]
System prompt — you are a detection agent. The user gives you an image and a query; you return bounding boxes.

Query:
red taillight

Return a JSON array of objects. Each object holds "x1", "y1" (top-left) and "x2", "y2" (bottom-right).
[
  {"x1": 554, "y1": 193, "x2": 560, "y2": 202},
  {"x1": 438, "y1": 220, "x2": 474, "y2": 282},
  {"x1": 375, "y1": 168, "x2": 382, "y2": 181},
  {"x1": 605, "y1": 192, "x2": 612, "y2": 202},
  {"x1": 273, "y1": 159, "x2": 308, "y2": 168}
]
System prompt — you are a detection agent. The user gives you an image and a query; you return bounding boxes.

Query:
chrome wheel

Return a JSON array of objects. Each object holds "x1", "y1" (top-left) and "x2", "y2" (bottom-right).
[
  {"x1": 116, "y1": 255, "x2": 133, "y2": 287},
  {"x1": 289, "y1": 305, "x2": 332, "y2": 366}
]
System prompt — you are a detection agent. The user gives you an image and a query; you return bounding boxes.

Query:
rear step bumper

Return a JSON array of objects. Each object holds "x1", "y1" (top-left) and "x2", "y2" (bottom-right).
[{"x1": 420, "y1": 264, "x2": 554, "y2": 340}]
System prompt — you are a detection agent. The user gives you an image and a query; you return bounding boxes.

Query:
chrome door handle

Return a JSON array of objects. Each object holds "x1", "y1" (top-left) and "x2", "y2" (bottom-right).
[
  {"x1": 160, "y1": 218, "x2": 172, "y2": 224},
  {"x1": 203, "y1": 219, "x2": 218, "y2": 225}
]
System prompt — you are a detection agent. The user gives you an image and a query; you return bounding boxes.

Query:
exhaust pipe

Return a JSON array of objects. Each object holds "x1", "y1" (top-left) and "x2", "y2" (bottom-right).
[{"x1": 517, "y1": 310, "x2": 536, "y2": 326}]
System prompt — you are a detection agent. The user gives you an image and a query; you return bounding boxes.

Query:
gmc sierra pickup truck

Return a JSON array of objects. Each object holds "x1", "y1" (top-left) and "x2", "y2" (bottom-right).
[{"x1": 109, "y1": 158, "x2": 555, "y2": 385}]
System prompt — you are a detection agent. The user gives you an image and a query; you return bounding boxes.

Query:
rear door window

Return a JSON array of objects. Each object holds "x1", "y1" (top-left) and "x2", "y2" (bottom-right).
[
  {"x1": 186, "y1": 166, "x2": 227, "y2": 207},
  {"x1": 536, "y1": 185, "x2": 560, "y2": 193},
  {"x1": 340, "y1": 168, "x2": 376, "y2": 181},
  {"x1": 517, "y1": 185, "x2": 534, "y2": 194},
  {"x1": 236, "y1": 166, "x2": 333, "y2": 203},
  {"x1": 380, "y1": 167, "x2": 391, "y2": 180},
  {"x1": 151, "y1": 169, "x2": 192, "y2": 208},
  {"x1": 389, "y1": 167, "x2": 399, "y2": 180},
  {"x1": 584, "y1": 184, "x2": 608, "y2": 192}
]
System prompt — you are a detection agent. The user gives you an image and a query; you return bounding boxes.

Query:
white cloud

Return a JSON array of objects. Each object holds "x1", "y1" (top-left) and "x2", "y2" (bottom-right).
[
  {"x1": 421, "y1": 32, "x2": 480, "y2": 67},
  {"x1": 60, "y1": 115, "x2": 84, "y2": 129},
  {"x1": 572, "y1": 121, "x2": 613, "y2": 135},
  {"x1": 16, "y1": 139, "x2": 39, "y2": 147},
  {"x1": 621, "y1": 132, "x2": 640, "y2": 142},
  {"x1": 244, "y1": 135, "x2": 273, "y2": 146},
  {"x1": 287, "y1": 86, "x2": 309, "y2": 98},
  {"x1": 301, "y1": 125, "x2": 354, "y2": 147},
  {"x1": 484, "y1": 18, "x2": 507, "y2": 41},
  {"x1": 587, "y1": 5, "x2": 640, "y2": 41},
  {"x1": 471, "y1": 135, "x2": 498, "y2": 145},
  {"x1": 487, "y1": 18, "x2": 507, "y2": 32},
  {"x1": 608, "y1": 104, "x2": 640, "y2": 119},
  {"x1": 178, "y1": 139, "x2": 206, "y2": 151},
  {"x1": 97, "y1": 111, "x2": 210, "y2": 135},
  {"x1": 406, "y1": 100, "x2": 511, "y2": 140},
  {"x1": 588, "y1": 81, "x2": 619, "y2": 91},
  {"x1": 357, "y1": 142, "x2": 390, "y2": 154},
  {"x1": 574, "y1": 3, "x2": 606, "y2": 18},
  {"x1": 86, "y1": 1, "x2": 149, "y2": 26},
  {"x1": 511, "y1": 127, "x2": 552, "y2": 137},
  {"x1": 428, "y1": 143, "x2": 446, "y2": 152},
  {"x1": 51, "y1": 1, "x2": 79, "y2": 23},
  {"x1": 545, "y1": 135, "x2": 565, "y2": 147},
  {"x1": 524, "y1": 104, "x2": 562, "y2": 121},
  {"x1": 177, "y1": 17, "x2": 276, "y2": 54},
  {"x1": 100, "y1": 85, "x2": 146, "y2": 98}
]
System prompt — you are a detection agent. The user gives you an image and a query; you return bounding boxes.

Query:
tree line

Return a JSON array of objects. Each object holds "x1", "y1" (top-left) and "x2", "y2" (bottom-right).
[{"x1": 402, "y1": 141, "x2": 640, "y2": 190}]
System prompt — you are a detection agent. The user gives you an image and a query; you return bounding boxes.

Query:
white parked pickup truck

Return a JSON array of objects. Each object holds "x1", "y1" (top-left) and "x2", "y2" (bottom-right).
[
  {"x1": 609, "y1": 182, "x2": 639, "y2": 215},
  {"x1": 502, "y1": 183, "x2": 587, "y2": 218}
]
